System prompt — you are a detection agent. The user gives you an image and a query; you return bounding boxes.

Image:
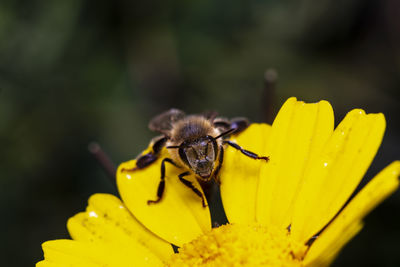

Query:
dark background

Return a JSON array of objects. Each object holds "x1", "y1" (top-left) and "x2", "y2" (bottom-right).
[{"x1": 1, "y1": 0, "x2": 399, "y2": 266}]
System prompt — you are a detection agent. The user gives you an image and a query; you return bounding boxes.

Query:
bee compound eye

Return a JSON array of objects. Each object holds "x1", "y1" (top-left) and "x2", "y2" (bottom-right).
[
  {"x1": 206, "y1": 142, "x2": 213, "y2": 154},
  {"x1": 185, "y1": 147, "x2": 197, "y2": 158}
]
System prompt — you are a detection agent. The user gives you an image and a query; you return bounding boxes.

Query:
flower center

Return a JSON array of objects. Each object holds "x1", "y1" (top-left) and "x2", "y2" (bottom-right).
[{"x1": 167, "y1": 223, "x2": 307, "y2": 266}]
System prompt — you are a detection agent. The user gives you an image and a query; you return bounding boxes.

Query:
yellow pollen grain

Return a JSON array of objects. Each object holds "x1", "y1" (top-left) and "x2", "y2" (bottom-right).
[{"x1": 167, "y1": 223, "x2": 306, "y2": 267}]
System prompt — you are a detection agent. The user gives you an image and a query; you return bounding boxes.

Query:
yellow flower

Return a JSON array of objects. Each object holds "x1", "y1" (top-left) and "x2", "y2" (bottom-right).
[{"x1": 37, "y1": 97, "x2": 400, "y2": 266}]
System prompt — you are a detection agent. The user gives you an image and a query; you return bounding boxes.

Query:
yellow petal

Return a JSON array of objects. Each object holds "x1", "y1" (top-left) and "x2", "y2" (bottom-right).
[
  {"x1": 117, "y1": 147, "x2": 211, "y2": 247},
  {"x1": 38, "y1": 239, "x2": 163, "y2": 266},
  {"x1": 256, "y1": 97, "x2": 334, "y2": 228},
  {"x1": 37, "y1": 261, "x2": 66, "y2": 267},
  {"x1": 220, "y1": 123, "x2": 271, "y2": 224},
  {"x1": 305, "y1": 222, "x2": 364, "y2": 267},
  {"x1": 67, "y1": 193, "x2": 173, "y2": 261},
  {"x1": 304, "y1": 161, "x2": 400, "y2": 266},
  {"x1": 37, "y1": 262, "x2": 71, "y2": 267},
  {"x1": 291, "y1": 109, "x2": 386, "y2": 243}
]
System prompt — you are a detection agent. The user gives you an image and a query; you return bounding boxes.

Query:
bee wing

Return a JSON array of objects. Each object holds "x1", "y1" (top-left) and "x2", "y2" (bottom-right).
[
  {"x1": 229, "y1": 117, "x2": 249, "y2": 134},
  {"x1": 212, "y1": 117, "x2": 231, "y2": 132},
  {"x1": 148, "y1": 108, "x2": 186, "y2": 134},
  {"x1": 202, "y1": 110, "x2": 219, "y2": 121},
  {"x1": 213, "y1": 116, "x2": 250, "y2": 135}
]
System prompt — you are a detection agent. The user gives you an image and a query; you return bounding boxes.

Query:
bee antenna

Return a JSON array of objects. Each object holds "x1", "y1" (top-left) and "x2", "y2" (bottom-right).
[
  {"x1": 166, "y1": 145, "x2": 180, "y2": 149},
  {"x1": 214, "y1": 128, "x2": 236, "y2": 139}
]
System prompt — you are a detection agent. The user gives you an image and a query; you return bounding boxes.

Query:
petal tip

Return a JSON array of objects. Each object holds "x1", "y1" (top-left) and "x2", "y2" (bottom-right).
[
  {"x1": 348, "y1": 108, "x2": 366, "y2": 116},
  {"x1": 389, "y1": 160, "x2": 400, "y2": 179}
]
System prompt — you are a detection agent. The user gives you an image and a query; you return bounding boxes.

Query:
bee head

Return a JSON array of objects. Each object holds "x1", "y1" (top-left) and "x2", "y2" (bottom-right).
[{"x1": 170, "y1": 136, "x2": 218, "y2": 180}]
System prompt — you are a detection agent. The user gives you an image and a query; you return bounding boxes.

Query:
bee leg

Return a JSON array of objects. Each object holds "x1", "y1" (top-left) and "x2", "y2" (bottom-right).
[
  {"x1": 223, "y1": 140, "x2": 269, "y2": 161},
  {"x1": 212, "y1": 145, "x2": 224, "y2": 185},
  {"x1": 122, "y1": 136, "x2": 167, "y2": 172},
  {"x1": 178, "y1": 171, "x2": 207, "y2": 208},
  {"x1": 147, "y1": 158, "x2": 177, "y2": 205}
]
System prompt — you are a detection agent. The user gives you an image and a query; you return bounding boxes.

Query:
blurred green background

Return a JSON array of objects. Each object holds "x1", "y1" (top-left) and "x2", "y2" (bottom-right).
[{"x1": 1, "y1": 0, "x2": 400, "y2": 266}]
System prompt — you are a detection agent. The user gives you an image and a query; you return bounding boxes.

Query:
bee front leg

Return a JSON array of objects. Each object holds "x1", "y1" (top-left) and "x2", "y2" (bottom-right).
[
  {"x1": 147, "y1": 158, "x2": 178, "y2": 205},
  {"x1": 121, "y1": 136, "x2": 167, "y2": 172},
  {"x1": 223, "y1": 140, "x2": 269, "y2": 161},
  {"x1": 178, "y1": 171, "x2": 207, "y2": 208}
]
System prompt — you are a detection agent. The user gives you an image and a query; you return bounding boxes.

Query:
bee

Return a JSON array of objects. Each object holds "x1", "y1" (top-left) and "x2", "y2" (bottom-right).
[{"x1": 122, "y1": 109, "x2": 269, "y2": 207}]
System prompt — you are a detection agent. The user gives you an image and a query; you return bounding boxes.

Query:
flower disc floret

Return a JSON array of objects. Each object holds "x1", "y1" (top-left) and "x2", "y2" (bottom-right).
[{"x1": 168, "y1": 223, "x2": 307, "y2": 267}]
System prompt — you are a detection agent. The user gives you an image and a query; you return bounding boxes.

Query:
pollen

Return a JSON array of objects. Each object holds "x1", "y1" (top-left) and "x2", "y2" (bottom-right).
[{"x1": 167, "y1": 223, "x2": 307, "y2": 267}]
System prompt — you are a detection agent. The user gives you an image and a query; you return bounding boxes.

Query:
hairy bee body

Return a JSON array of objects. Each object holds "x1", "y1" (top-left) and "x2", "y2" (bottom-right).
[{"x1": 123, "y1": 109, "x2": 268, "y2": 207}]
